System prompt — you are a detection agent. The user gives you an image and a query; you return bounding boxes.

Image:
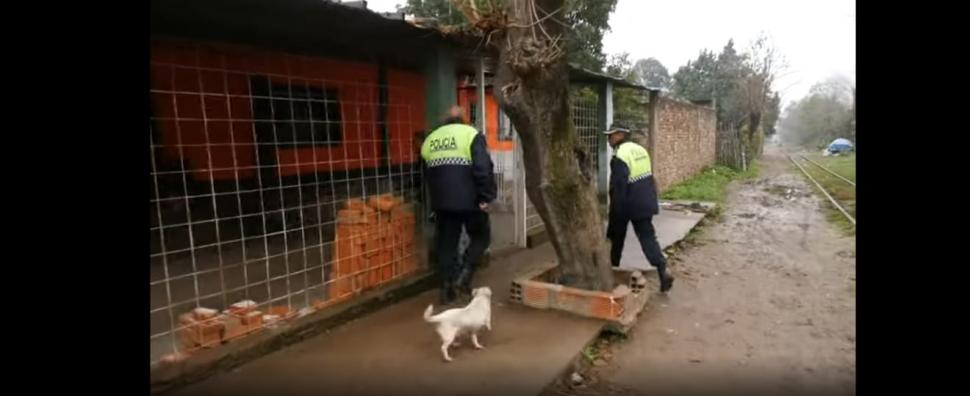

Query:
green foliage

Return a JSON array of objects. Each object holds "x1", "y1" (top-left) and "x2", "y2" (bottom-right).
[
  {"x1": 671, "y1": 49, "x2": 718, "y2": 102},
  {"x1": 563, "y1": 0, "x2": 619, "y2": 71},
  {"x1": 404, "y1": 0, "x2": 617, "y2": 72},
  {"x1": 763, "y1": 92, "x2": 781, "y2": 136},
  {"x1": 779, "y1": 77, "x2": 854, "y2": 148},
  {"x1": 604, "y1": 52, "x2": 649, "y2": 129},
  {"x1": 630, "y1": 57, "x2": 671, "y2": 90},
  {"x1": 661, "y1": 164, "x2": 759, "y2": 203},
  {"x1": 671, "y1": 35, "x2": 784, "y2": 162}
]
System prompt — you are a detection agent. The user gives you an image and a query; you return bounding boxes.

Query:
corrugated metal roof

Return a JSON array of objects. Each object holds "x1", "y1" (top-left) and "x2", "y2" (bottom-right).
[
  {"x1": 567, "y1": 64, "x2": 662, "y2": 91},
  {"x1": 151, "y1": 0, "x2": 456, "y2": 70},
  {"x1": 152, "y1": 1, "x2": 667, "y2": 92}
]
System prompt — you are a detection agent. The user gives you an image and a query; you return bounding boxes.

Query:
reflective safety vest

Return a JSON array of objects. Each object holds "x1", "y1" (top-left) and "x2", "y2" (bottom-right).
[
  {"x1": 614, "y1": 142, "x2": 653, "y2": 183},
  {"x1": 420, "y1": 124, "x2": 478, "y2": 167}
]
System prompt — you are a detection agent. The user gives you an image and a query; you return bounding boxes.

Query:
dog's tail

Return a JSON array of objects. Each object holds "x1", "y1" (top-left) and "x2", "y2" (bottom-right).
[{"x1": 423, "y1": 304, "x2": 438, "y2": 323}]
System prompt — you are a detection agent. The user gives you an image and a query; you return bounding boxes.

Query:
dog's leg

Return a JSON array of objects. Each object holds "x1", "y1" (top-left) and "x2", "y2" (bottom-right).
[
  {"x1": 440, "y1": 341, "x2": 454, "y2": 362},
  {"x1": 439, "y1": 327, "x2": 457, "y2": 362},
  {"x1": 471, "y1": 333, "x2": 485, "y2": 350},
  {"x1": 486, "y1": 315, "x2": 492, "y2": 331},
  {"x1": 450, "y1": 329, "x2": 462, "y2": 347}
]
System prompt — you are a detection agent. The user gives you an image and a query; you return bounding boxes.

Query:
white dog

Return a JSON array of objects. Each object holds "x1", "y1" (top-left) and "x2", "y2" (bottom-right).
[{"x1": 422, "y1": 286, "x2": 492, "y2": 362}]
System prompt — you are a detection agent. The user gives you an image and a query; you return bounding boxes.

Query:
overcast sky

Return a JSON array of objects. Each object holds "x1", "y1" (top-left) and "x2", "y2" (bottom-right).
[{"x1": 365, "y1": 0, "x2": 855, "y2": 105}]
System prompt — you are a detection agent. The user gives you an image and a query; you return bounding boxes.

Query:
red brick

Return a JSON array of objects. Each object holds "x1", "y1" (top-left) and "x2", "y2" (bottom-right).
[
  {"x1": 268, "y1": 306, "x2": 292, "y2": 319},
  {"x1": 227, "y1": 300, "x2": 257, "y2": 315},
  {"x1": 221, "y1": 314, "x2": 250, "y2": 342},
  {"x1": 521, "y1": 283, "x2": 551, "y2": 308},
  {"x1": 344, "y1": 198, "x2": 367, "y2": 211},
  {"x1": 510, "y1": 267, "x2": 649, "y2": 323},
  {"x1": 589, "y1": 296, "x2": 622, "y2": 321},
  {"x1": 192, "y1": 307, "x2": 219, "y2": 321},
  {"x1": 553, "y1": 289, "x2": 588, "y2": 316},
  {"x1": 240, "y1": 310, "x2": 263, "y2": 326},
  {"x1": 367, "y1": 194, "x2": 400, "y2": 212},
  {"x1": 337, "y1": 209, "x2": 367, "y2": 225},
  {"x1": 380, "y1": 260, "x2": 393, "y2": 283},
  {"x1": 178, "y1": 317, "x2": 224, "y2": 350}
]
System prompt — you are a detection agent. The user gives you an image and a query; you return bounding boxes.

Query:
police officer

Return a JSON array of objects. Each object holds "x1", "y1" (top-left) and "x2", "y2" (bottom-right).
[
  {"x1": 605, "y1": 124, "x2": 675, "y2": 292},
  {"x1": 421, "y1": 106, "x2": 497, "y2": 304}
]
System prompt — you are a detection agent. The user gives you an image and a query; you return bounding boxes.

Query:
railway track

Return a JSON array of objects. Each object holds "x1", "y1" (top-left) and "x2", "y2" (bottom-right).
[{"x1": 787, "y1": 152, "x2": 856, "y2": 226}]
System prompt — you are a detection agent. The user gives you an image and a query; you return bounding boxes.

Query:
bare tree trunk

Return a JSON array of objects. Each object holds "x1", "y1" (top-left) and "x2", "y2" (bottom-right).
[{"x1": 485, "y1": 0, "x2": 613, "y2": 291}]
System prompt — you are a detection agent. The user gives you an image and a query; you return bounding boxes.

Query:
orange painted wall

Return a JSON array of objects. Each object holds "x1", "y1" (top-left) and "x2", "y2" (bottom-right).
[
  {"x1": 456, "y1": 86, "x2": 514, "y2": 152},
  {"x1": 150, "y1": 40, "x2": 427, "y2": 181}
]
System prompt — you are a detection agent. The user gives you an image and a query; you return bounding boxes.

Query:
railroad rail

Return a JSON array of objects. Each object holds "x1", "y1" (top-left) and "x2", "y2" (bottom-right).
[
  {"x1": 798, "y1": 154, "x2": 856, "y2": 186},
  {"x1": 787, "y1": 153, "x2": 856, "y2": 226}
]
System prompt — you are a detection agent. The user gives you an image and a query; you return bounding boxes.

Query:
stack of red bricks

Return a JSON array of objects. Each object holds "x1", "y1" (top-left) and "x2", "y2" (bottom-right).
[
  {"x1": 330, "y1": 194, "x2": 418, "y2": 302},
  {"x1": 164, "y1": 300, "x2": 304, "y2": 364},
  {"x1": 510, "y1": 269, "x2": 647, "y2": 322},
  {"x1": 162, "y1": 196, "x2": 419, "y2": 363},
  {"x1": 176, "y1": 301, "x2": 263, "y2": 353}
]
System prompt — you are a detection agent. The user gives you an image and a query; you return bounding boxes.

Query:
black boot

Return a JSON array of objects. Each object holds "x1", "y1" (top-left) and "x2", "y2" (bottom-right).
[
  {"x1": 659, "y1": 270, "x2": 675, "y2": 293},
  {"x1": 439, "y1": 280, "x2": 456, "y2": 305}
]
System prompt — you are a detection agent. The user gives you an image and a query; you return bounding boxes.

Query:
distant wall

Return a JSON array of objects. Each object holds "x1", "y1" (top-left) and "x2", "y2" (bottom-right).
[{"x1": 649, "y1": 95, "x2": 717, "y2": 192}]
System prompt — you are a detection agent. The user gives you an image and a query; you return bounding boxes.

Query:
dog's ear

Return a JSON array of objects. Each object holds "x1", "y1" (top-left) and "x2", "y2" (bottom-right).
[{"x1": 471, "y1": 288, "x2": 479, "y2": 297}]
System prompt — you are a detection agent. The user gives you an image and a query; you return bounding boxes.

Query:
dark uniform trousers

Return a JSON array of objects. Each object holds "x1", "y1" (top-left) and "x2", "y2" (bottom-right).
[
  {"x1": 608, "y1": 216, "x2": 668, "y2": 275},
  {"x1": 435, "y1": 211, "x2": 490, "y2": 285}
]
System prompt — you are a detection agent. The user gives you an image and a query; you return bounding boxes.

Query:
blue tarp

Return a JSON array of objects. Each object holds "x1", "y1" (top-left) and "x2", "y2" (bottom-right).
[{"x1": 827, "y1": 138, "x2": 854, "y2": 152}]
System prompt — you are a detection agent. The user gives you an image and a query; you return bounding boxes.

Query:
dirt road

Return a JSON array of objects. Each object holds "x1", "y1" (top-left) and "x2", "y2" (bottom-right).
[{"x1": 567, "y1": 146, "x2": 856, "y2": 396}]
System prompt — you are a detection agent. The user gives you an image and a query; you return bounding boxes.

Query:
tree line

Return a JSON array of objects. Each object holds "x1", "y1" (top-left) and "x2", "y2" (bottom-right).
[{"x1": 778, "y1": 75, "x2": 855, "y2": 149}]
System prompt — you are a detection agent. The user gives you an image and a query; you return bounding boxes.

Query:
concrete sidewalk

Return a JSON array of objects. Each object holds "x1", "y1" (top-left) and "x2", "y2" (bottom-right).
[{"x1": 170, "y1": 207, "x2": 706, "y2": 396}]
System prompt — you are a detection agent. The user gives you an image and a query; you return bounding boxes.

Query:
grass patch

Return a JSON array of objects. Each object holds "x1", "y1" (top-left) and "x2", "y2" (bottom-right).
[
  {"x1": 580, "y1": 329, "x2": 627, "y2": 364},
  {"x1": 581, "y1": 345, "x2": 599, "y2": 363},
  {"x1": 798, "y1": 153, "x2": 856, "y2": 235},
  {"x1": 661, "y1": 162, "x2": 760, "y2": 203},
  {"x1": 824, "y1": 206, "x2": 856, "y2": 235},
  {"x1": 804, "y1": 153, "x2": 855, "y2": 183}
]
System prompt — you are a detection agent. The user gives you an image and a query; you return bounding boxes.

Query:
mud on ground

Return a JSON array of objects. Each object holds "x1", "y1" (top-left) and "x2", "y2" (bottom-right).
[{"x1": 546, "y1": 147, "x2": 856, "y2": 396}]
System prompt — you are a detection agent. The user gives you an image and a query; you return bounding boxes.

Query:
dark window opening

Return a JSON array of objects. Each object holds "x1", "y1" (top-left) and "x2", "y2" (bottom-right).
[{"x1": 250, "y1": 76, "x2": 342, "y2": 147}]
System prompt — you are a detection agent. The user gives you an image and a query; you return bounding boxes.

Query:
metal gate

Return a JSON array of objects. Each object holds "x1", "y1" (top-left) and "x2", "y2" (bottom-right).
[{"x1": 509, "y1": 93, "x2": 602, "y2": 247}]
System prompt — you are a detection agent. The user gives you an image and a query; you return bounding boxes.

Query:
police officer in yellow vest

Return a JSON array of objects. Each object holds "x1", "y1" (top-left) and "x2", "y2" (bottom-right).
[
  {"x1": 605, "y1": 124, "x2": 675, "y2": 292},
  {"x1": 421, "y1": 106, "x2": 497, "y2": 304}
]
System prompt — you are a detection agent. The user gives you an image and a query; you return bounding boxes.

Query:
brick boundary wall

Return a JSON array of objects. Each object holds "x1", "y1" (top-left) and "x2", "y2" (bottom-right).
[{"x1": 648, "y1": 95, "x2": 717, "y2": 193}]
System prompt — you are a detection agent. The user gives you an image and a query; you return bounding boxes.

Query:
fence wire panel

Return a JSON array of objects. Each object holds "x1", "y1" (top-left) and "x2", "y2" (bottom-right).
[
  {"x1": 491, "y1": 150, "x2": 515, "y2": 208},
  {"x1": 149, "y1": 41, "x2": 426, "y2": 365},
  {"x1": 572, "y1": 95, "x2": 601, "y2": 184},
  {"x1": 523, "y1": 95, "x2": 601, "y2": 237}
]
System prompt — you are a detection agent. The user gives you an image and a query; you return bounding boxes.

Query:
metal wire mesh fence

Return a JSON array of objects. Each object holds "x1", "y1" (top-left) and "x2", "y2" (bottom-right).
[{"x1": 149, "y1": 40, "x2": 426, "y2": 364}]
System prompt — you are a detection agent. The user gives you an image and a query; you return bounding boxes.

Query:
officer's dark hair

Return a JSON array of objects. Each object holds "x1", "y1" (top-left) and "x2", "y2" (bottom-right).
[
  {"x1": 442, "y1": 115, "x2": 465, "y2": 125},
  {"x1": 436, "y1": 105, "x2": 466, "y2": 129}
]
